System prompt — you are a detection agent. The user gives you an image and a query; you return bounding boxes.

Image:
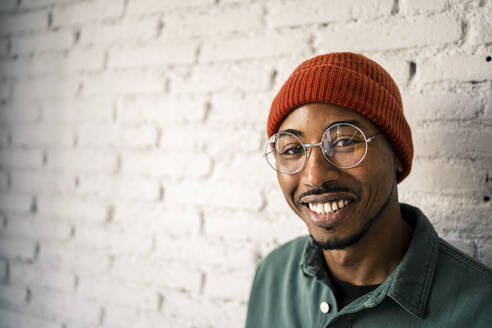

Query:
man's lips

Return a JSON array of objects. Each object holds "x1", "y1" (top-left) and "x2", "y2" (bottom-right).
[{"x1": 297, "y1": 192, "x2": 358, "y2": 228}]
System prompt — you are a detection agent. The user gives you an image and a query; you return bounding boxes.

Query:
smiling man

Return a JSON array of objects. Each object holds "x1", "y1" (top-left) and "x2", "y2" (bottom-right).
[{"x1": 245, "y1": 53, "x2": 492, "y2": 327}]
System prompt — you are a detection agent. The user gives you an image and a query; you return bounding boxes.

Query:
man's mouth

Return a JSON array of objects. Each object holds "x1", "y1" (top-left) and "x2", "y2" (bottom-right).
[
  {"x1": 307, "y1": 199, "x2": 352, "y2": 214},
  {"x1": 297, "y1": 192, "x2": 358, "y2": 228}
]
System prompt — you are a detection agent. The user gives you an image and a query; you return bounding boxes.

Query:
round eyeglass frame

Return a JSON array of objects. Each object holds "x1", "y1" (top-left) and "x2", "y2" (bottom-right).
[{"x1": 264, "y1": 122, "x2": 380, "y2": 175}]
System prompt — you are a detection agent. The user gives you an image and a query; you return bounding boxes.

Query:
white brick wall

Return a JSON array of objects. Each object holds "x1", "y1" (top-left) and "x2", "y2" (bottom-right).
[{"x1": 0, "y1": 0, "x2": 491, "y2": 327}]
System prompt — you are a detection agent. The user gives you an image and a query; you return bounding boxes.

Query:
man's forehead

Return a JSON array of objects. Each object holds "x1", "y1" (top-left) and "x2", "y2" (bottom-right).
[{"x1": 278, "y1": 103, "x2": 375, "y2": 133}]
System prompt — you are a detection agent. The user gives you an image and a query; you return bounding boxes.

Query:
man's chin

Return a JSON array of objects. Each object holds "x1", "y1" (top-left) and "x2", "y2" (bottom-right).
[{"x1": 310, "y1": 220, "x2": 372, "y2": 250}]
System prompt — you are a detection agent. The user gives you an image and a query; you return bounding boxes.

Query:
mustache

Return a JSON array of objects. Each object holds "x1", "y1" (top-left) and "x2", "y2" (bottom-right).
[{"x1": 296, "y1": 183, "x2": 359, "y2": 203}]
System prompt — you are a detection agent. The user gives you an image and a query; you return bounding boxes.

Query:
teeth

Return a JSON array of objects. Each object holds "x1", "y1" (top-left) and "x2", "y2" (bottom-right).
[{"x1": 308, "y1": 199, "x2": 351, "y2": 214}]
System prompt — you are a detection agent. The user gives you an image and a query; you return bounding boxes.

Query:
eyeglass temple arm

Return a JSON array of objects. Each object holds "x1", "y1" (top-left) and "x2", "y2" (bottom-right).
[{"x1": 366, "y1": 132, "x2": 381, "y2": 143}]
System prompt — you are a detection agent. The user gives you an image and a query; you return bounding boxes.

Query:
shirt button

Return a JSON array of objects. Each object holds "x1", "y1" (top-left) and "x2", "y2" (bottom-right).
[{"x1": 320, "y1": 301, "x2": 330, "y2": 313}]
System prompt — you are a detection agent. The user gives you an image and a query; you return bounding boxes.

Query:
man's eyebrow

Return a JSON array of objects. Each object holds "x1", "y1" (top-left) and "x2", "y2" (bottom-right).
[
  {"x1": 324, "y1": 120, "x2": 362, "y2": 130},
  {"x1": 278, "y1": 120, "x2": 364, "y2": 137},
  {"x1": 278, "y1": 128, "x2": 304, "y2": 137}
]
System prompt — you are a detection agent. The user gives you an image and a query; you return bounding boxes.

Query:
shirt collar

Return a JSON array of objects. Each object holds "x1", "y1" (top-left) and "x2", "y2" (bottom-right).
[{"x1": 299, "y1": 203, "x2": 439, "y2": 318}]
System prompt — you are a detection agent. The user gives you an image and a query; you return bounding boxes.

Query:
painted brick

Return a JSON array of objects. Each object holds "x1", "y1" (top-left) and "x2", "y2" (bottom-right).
[
  {"x1": 170, "y1": 62, "x2": 271, "y2": 93},
  {"x1": 0, "y1": 170, "x2": 8, "y2": 188},
  {"x1": 41, "y1": 97, "x2": 114, "y2": 124},
  {"x1": 469, "y1": 9, "x2": 492, "y2": 44},
  {"x1": 81, "y1": 72, "x2": 164, "y2": 96},
  {"x1": 0, "y1": 50, "x2": 105, "y2": 78},
  {"x1": 36, "y1": 194, "x2": 107, "y2": 222},
  {"x1": 203, "y1": 269, "x2": 253, "y2": 302},
  {"x1": 418, "y1": 54, "x2": 492, "y2": 82},
  {"x1": 108, "y1": 41, "x2": 197, "y2": 69},
  {"x1": 212, "y1": 153, "x2": 273, "y2": 183},
  {"x1": 483, "y1": 243, "x2": 492, "y2": 268},
  {"x1": 153, "y1": 235, "x2": 257, "y2": 270},
  {"x1": 402, "y1": 160, "x2": 488, "y2": 195},
  {"x1": 444, "y1": 238, "x2": 477, "y2": 257},
  {"x1": 0, "y1": 11, "x2": 48, "y2": 35},
  {"x1": 0, "y1": 149, "x2": 43, "y2": 170},
  {"x1": 46, "y1": 149, "x2": 118, "y2": 172},
  {"x1": 0, "y1": 0, "x2": 17, "y2": 11},
  {"x1": 103, "y1": 305, "x2": 171, "y2": 328},
  {"x1": 10, "y1": 30, "x2": 74, "y2": 55},
  {"x1": 161, "y1": 3, "x2": 263, "y2": 39},
  {"x1": 316, "y1": 15, "x2": 462, "y2": 52},
  {"x1": 200, "y1": 30, "x2": 311, "y2": 63},
  {"x1": 0, "y1": 37, "x2": 9, "y2": 56},
  {"x1": 117, "y1": 95, "x2": 206, "y2": 124},
  {"x1": 267, "y1": 0, "x2": 393, "y2": 27},
  {"x1": 77, "y1": 276, "x2": 159, "y2": 310},
  {"x1": 0, "y1": 309, "x2": 59, "y2": 328},
  {"x1": 37, "y1": 241, "x2": 111, "y2": 275},
  {"x1": 208, "y1": 92, "x2": 272, "y2": 125},
  {"x1": 13, "y1": 78, "x2": 80, "y2": 100},
  {"x1": 11, "y1": 122, "x2": 74, "y2": 147},
  {"x1": 112, "y1": 203, "x2": 202, "y2": 237},
  {"x1": 110, "y1": 257, "x2": 202, "y2": 292},
  {"x1": 76, "y1": 124, "x2": 158, "y2": 149},
  {"x1": 121, "y1": 150, "x2": 212, "y2": 178},
  {"x1": 9, "y1": 262, "x2": 76, "y2": 292},
  {"x1": 0, "y1": 285, "x2": 27, "y2": 310},
  {"x1": 413, "y1": 125, "x2": 492, "y2": 158},
  {"x1": 403, "y1": 91, "x2": 483, "y2": 122},
  {"x1": 27, "y1": 288, "x2": 101, "y2": 325},
  {"x1": 0, "y1": 81, "x2": 11, "y2": 101},
  {"x1": 77, "y1": 174, "x2": 161, "y2": 201},
  {"x1": 73, "y1": 222, "x2": 153, "y2": 254},
  {"x1": 10, "y1": 169, "x2": 76, "y2": 194},
  {"x1": 79, "y1": 19, "x2": 159, "y2": 46},
  {"x1": 127, "y1": 0, "x2": 215, "y2": 16},
  {"x1": 161, "y1": 293, "x2": 246, "y2": 328},
  {"x1": 485, "y1": 92, "x2": 492, "y2": 121},
  {"x1": 400, "y1": 0, "x2": 450, "y2": 15},
  {"x1": 265, "y1": 182, "x2": 293, "y2": 214},
  {"x1": 0, "y1": 237, "x2": 36, "y2": 260},
  {"x1": 165, "y1": 180, "x2": 263, "y2": 210},
  {"x1": 0, "y1": 101, "x2": 40, "y2": 123},
  {"x1": 52, "y1": 0, "x2": 125, "y2": 27},
  {"x1": 365, "y1": 54, "x2": 412, "y2": 85},
  {"x1": 160, "y1": 124, "x2": 263, "y2": 155},
  {"x1": 0, "y1": 258, "x2": 7, "y2": 281},
  {"x1": 203, "y1": 210, "x2": 275, "y2": 242},
  {"x1": 20, "y1": 0, "x2": 81, "y2": 8},
  {"x1": 3, "y1": 214, "x2": 73, "y2": 241}
]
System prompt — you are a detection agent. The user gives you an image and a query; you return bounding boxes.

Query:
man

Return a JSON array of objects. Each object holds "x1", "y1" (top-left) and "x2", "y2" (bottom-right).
[{"x1": 246, "y1": 52, "x2": 492, "y2": 327}]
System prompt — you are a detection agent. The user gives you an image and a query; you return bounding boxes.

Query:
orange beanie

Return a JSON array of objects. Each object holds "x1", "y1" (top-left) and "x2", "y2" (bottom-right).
[{"x1": 267, "y1": 52, "x2": 413, "y2": 182}]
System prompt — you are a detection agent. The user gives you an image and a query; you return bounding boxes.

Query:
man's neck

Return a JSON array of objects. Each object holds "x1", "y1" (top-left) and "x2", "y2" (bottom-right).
[{"x1": 322, "y1": 202, "x2": 413, "y2": 286}]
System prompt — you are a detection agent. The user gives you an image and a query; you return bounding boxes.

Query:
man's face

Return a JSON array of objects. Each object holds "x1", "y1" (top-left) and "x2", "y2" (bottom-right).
[{"x1": 277, "y1": 103, "x2": 400, "y2": 249}]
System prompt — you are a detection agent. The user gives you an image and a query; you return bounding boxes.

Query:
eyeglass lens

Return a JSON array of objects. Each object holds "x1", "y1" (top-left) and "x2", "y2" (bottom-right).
[{"x1": 265, "y1": 123, "x2": 368, "y2": 174}]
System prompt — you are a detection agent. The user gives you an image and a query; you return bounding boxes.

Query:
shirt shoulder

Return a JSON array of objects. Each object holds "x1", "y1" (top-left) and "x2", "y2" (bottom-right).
[
  {"x1": 428, "y1": 238, "x2": 492, "y2": 326},
  {"x1": 437, "y1": 237, "x2": 492, "y2": 283},
  {"x1": 259, "y1": 235, "x2": 310, "y2": 269}
]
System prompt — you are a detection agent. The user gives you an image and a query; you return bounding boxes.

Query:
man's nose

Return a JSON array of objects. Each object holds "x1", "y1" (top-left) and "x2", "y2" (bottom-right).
[{"x1": 302, "y1": 146, "x2": 340, "y2": 186}]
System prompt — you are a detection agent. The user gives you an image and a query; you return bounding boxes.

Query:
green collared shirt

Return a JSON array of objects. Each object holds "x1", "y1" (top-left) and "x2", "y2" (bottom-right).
[{"x1": 246, "y1": 204, "x2": 492, "y2": 327}]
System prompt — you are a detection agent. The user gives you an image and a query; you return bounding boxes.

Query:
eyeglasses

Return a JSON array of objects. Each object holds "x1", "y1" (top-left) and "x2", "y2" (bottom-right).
[{"x1": 264, "y1": 123, "x2": 380, "y2": 175}]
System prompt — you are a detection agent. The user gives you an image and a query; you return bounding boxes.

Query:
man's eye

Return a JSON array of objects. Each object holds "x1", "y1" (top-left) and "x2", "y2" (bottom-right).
[
  {"x1": 333, "y1": 138, "x2": 356, "y2": 147},
  {"x1": 280, "y1": 144, "x2": 303, "y2": 155}
]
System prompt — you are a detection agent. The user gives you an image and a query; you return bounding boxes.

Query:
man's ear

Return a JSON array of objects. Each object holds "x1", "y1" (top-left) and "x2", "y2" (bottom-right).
[{"x1": 395, "y1": 158, "x2": 403, "y2": 173}]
